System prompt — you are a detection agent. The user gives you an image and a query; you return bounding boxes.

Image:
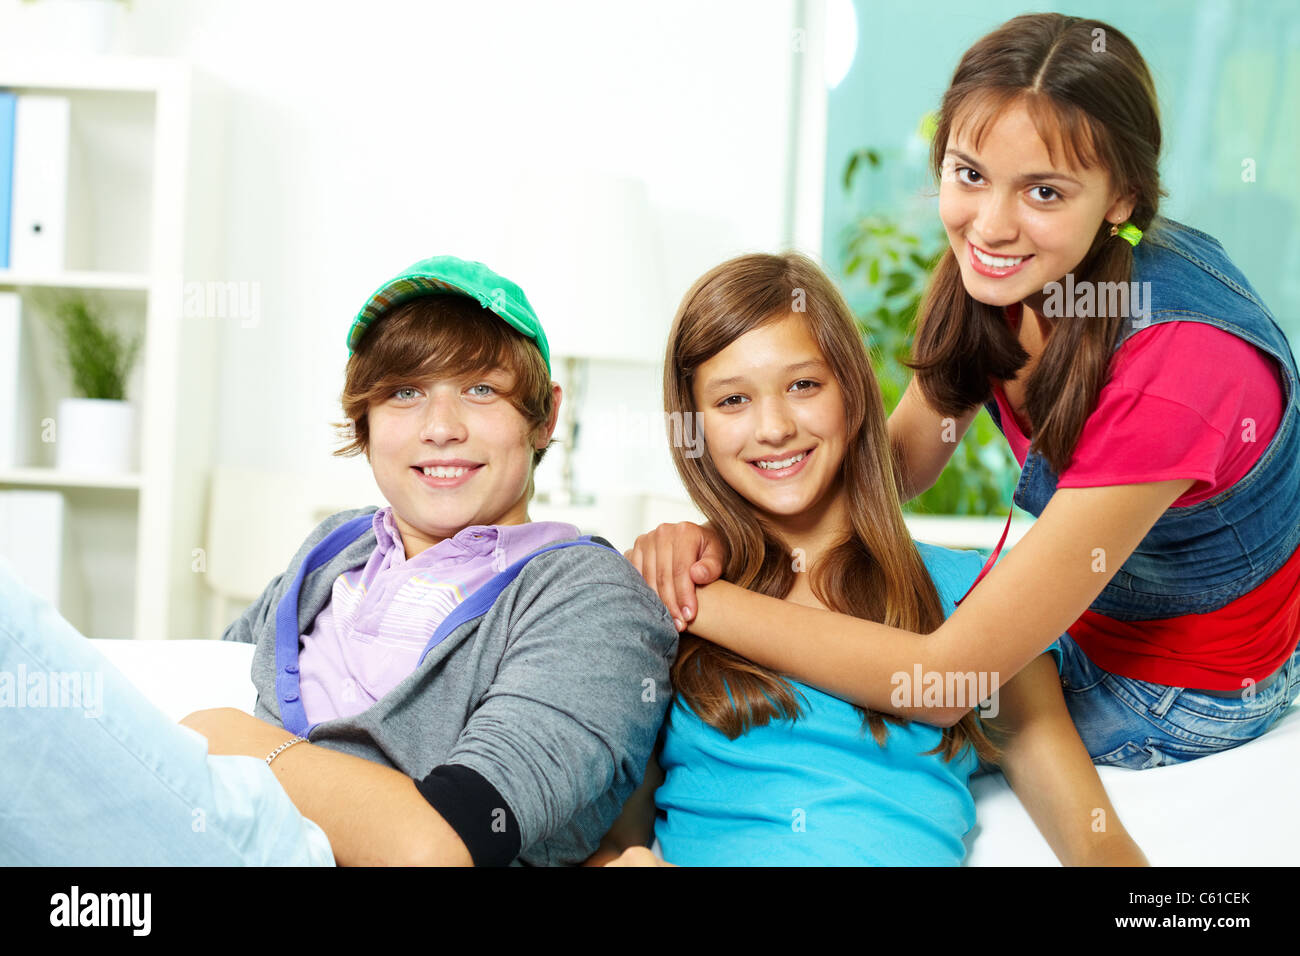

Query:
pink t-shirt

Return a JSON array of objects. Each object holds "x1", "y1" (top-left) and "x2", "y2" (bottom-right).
[
  {"x1": 991, "y1": 306, "x2": 1298, "y2": 689},
  {"x1": 993, "y1": 309, "x2": 1286, "y2": 507}
]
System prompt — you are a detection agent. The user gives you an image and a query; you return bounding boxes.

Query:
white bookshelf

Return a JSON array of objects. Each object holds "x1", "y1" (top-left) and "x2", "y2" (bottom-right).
[{"x1": 0, "y1": 56, "x2": 223, "y2": 640}]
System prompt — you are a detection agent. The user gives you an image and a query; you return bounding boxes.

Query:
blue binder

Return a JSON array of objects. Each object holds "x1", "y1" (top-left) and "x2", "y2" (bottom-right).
[{"x1": 0, "y1": 91, "x2": 14, "y2": 270}]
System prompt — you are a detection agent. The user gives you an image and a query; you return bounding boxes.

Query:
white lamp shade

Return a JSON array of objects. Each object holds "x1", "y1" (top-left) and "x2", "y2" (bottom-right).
[{"x1": 502, "y1": 172, "x2": 669, "y2": 363}]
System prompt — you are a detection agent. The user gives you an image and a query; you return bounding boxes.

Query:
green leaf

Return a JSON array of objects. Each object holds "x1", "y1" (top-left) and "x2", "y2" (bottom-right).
[
  {"x1": 842, "y1": 148, "x2": 883, "y2": 191},
  {"x1": 43, "y1": 295, "x2": 140, "y2": 401},
  {"x1": 884, "y1": 271, "x2": 913, "y2": 297}
]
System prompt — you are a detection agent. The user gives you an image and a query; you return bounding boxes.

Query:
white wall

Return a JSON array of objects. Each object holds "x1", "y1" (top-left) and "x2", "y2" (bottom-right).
[{"x1": 104, "y1": 0, "x2": 808, "y2": 504}]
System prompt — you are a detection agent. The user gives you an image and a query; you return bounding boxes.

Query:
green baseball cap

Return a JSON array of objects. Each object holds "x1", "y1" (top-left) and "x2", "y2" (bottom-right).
[{"x1": 346, "y1": 255, "x2": 551, "y2": 375}]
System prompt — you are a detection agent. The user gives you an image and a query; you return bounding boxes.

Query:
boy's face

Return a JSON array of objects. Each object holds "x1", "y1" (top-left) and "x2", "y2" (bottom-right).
[{"x1": 367, "y1": 364, "x2": 561, "y2": 560}]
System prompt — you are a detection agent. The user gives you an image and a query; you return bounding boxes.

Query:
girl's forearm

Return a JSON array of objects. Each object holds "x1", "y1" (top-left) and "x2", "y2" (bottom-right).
[
  {"x1": 1079, "y1": 827, "x2": 1149, "y2": 866},
  {"x1": 687, "y1": 483, "x2": 1190, "y2": 724},
  {"x1": 991, "y1": 655, "x2": 1148, "y2": 867},
  {"x1": 691, "y1": 580, "x2": 963, "y2": 724}
]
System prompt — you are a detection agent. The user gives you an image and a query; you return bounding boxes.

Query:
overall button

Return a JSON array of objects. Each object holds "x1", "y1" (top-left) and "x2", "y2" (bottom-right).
[
  {"x1": 285, "y1": 664, "x2": 299, "y2": 673},
  {"x1": 284, "y1": 693, "x2": 299, "y2": 703}
]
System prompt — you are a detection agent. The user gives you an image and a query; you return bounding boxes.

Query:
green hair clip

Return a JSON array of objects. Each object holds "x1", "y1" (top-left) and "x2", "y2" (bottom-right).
[{"x1": 1111, "y1": 221, "x2": 1143, "y2": 247}]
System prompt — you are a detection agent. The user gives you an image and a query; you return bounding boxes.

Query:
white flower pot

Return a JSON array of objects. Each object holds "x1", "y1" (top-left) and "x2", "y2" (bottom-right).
[
  {"x1": 7, "y1": 0, "x2": 119, "y2": 56},
  {"x1": 56, "y1": 398, "x2": 137, "y2": 476}
]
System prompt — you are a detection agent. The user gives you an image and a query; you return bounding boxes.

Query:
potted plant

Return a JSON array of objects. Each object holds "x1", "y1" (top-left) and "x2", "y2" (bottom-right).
[
  {"x1": 840, "y1": 140, "x2": 1018, "y2": 517},
  {"x1": 43, "y1": 294, "x2": 142, "y2": 476}
]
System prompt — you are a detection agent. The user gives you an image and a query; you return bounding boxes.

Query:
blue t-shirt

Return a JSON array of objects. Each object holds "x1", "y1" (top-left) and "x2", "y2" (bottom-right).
[{"x1": 653, "y1": 541, "x2": 1063, "y2": 866}]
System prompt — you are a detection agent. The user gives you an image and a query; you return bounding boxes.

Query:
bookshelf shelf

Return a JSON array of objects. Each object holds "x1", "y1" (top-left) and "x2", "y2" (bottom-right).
[
  {"x1": 0, "y1": 269, "x2": 151, "y2": 292},
  {"x1": 0, "y1": 55, "x2": 188, "y2": 95},
  {"x1": 0, "y1": 467, "x2": 142, "y2": 491}
]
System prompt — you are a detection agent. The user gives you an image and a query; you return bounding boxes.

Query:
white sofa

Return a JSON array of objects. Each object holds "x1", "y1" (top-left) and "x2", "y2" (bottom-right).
[{"x1": 89, "y1": 636, "x2": 1300, "y2": 866}]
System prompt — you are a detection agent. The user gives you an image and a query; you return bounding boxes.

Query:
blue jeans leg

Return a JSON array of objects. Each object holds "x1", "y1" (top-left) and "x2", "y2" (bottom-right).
[
  {"x1": 0, "y1": 555, "x2": 335, "y2": 865},
  {"x1": 1056, "y1": 631, "x2": 1300, "y2": 770}
]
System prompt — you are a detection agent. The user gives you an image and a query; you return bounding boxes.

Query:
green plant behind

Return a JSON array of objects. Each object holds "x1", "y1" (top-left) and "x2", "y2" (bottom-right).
[
  {"x1": 841, "y1": 149, "x2": 1017, "y2": 516},
  {"x1": 44, "y1": 295, "x2": 142, "y2": 402}
]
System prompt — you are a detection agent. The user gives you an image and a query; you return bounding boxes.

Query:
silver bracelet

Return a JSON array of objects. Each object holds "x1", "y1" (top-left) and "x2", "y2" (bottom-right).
[{"x1": 266, "y1": 735, "x2": 308, "y2": 767}]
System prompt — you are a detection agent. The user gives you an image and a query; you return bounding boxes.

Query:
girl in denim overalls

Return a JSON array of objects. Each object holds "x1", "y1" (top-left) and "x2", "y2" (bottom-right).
[{"x1": 626, "y1": 13, "x2": 1300, "y2": 770}]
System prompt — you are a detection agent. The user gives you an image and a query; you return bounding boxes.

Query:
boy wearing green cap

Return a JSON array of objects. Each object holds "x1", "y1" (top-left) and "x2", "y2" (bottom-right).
[{"x1": 0, "y1": 256, "x2": 678, "y2": 867}]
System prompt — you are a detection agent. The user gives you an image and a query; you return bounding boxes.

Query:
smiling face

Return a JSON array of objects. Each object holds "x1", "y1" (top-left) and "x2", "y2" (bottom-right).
[
  {"x1": 938, "y1": 98, "x2": 1135, "y2": 310},
  {"x1": 366, "y1": 366, "x2": 561, "y2": 559},
  {"x1": 692, "y1": 313, "x2": 848, "y2": 535}
]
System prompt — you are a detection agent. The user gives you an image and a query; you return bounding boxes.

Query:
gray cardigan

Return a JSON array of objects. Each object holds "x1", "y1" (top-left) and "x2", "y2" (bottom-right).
[{"x1": 221, "y1": 506, "x2": 678, "y2": 865}]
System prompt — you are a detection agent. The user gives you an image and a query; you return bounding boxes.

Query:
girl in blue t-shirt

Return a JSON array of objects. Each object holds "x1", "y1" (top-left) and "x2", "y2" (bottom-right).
[{"x1": 591, "y1": 251, "x2": 1144, "y2": 866}]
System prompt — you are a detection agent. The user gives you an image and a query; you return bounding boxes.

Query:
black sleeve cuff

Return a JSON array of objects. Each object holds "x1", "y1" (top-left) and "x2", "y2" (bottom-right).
[{"x1": 413, "y1": 764, "x2": 521, "y2": 866}]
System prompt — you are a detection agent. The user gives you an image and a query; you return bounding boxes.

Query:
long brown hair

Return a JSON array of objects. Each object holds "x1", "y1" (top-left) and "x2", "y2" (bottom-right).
[
  {"x1": 910, "y1": 13, "x2": 1165, "y2": 474},
  {"x1": 664, "y1": 252, "x2": 998, "y2": 763}
]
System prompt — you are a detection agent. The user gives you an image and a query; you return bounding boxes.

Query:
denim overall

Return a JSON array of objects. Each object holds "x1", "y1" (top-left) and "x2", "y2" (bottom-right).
[{"x1": 983, "y1": 218, "x2": 1300, "y2": 768}]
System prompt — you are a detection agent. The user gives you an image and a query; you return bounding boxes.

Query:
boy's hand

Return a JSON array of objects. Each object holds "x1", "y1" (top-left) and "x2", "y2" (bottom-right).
[
  {"x1": 625, "y1": 522, "x2": 725, "y2": 632},
  {"x1": 603, "y1": 846, "x2": 677, "y2": 867}
]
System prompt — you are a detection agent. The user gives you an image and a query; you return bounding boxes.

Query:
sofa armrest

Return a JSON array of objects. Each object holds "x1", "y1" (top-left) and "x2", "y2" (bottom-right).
[{"x1": 88, "y1": 638, "x2": 258, "y2": 723}]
